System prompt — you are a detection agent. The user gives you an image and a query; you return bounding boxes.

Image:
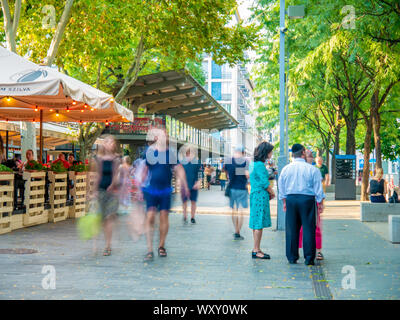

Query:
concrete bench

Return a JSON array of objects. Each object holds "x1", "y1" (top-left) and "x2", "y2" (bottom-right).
[
  {"x1": 389, "y1": 215, "x2": 400, "y2": 244},
  {"x1": 360, "y1": 202, "x2": 400, "y2": 222}
]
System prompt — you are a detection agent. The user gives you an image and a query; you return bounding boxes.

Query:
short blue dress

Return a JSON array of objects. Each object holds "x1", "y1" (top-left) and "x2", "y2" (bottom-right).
[{"x1": 249, "y1": 161, "x2": 271, "y2": 230}]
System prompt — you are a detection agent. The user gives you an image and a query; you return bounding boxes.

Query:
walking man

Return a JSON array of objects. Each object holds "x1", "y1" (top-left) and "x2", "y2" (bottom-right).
[
  {"x1": 141, "y1": 128, "x2": 189, "y2": 261},
  {"x1": 278, "y1": 144, "x2": 325, "y2": 266},
  {"x1": 180, "y1": 147, "x2": 201, "y2": 224},
  {"x1": 225, "y1": 146, "x2": 249, "y2": 240}
]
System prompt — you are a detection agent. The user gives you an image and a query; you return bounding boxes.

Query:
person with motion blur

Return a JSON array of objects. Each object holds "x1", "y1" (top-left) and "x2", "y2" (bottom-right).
[
  {"x1": 219, "y1": 168, "x2": 227, "y2": 191},
  {"x1": 141, "y1": 128, "x2": 189, "y2": 261},
  {"x1": 315, "y1": 156, "x2": 330, "y2": 193},
  {"x1": 180, "y1": 147, "x2": 201, "y2": 224},
  {"x1": 278, "y1": 144, "x2": 325, "y2": 266},
  {"x1": 225, "y1": 146, "x2": 249, "y2": 241},
  {"x1": 249, "y1": 142, "x2": 275, "y2": 259},
  {"x1": 367, "y1": 168, "x2": 388, "y2": 203},
  {"x1": 92, "y1": 135, "x2": 121, "y2": 256},
  {"x1": 118, "y1": 156, "x2": 134, "y2": 210},
  {"x1": 204, "y1": 164, "x2": 214, "y2": 190}
]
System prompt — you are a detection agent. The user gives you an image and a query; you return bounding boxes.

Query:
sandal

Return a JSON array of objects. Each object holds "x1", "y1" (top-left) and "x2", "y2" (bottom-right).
[
  {"x1": 158, "y1": 247, "x2": 167, "y2": 257},
  {"x1": 144, "y1": 251, "x2": 154, "y2": 262},
  {"x1": 317, "y1": 252, "x2": 324, "y2": 260},
  {"x1": 252, "y1": 250, "x2": 270, "y2": 260},
  {"x1": 103, "y1": 248, "x2": 111, "y2": 256}
]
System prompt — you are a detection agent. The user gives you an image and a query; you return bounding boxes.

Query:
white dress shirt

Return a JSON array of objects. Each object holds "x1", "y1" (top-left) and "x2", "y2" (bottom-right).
[{"x1": 278, "y1": 158, "x2": 325, "y2": 203}]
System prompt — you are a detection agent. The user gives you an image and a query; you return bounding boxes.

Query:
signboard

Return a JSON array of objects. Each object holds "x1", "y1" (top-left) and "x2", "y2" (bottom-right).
[{"x1": 108, "y1": 116, "x2": 165, "y2": 135}]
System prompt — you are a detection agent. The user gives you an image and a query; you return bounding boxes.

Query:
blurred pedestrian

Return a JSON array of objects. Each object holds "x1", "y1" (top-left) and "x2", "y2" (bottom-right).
[
  {"x1": 315, "y1": 156, "x2": 330, "y2": 193},
  {"x1": 142, "y1": 128, "x2": 189, "y2": 261},
  {"x1": 119, "y1": 155, "x2": 133, "y2": 209},
  {"x1": 92, "y1": 135, "x2": 121, "y2": 256},
  {"x1": 204, "y1": 164, "x2": 214, "y2": 190},
  {"x1": 249, "y1": 142, "x2": 275, "y2": 259},
  {"x1": 278, "y1": 144, "x2": 325, "y2": 266},
  {"x1": 225, "y1": 146, "x2": 249, "y2": 240},
  {"x1": 219, "y1": 168, "x2": 227, "y2": 191},
  {"x1": 180, "y1": 146, "x2": 201, "y2": 224}
]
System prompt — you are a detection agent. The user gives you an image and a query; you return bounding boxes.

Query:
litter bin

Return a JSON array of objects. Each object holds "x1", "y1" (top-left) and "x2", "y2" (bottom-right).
[{"x1": 335, "y1": 155, "x2": 356, "y2": 200}]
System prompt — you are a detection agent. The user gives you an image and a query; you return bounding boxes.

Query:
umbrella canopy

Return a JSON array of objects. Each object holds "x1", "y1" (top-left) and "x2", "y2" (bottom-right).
[{"x1": 0, "y1": 46, "x2": 133, "y2": 123}]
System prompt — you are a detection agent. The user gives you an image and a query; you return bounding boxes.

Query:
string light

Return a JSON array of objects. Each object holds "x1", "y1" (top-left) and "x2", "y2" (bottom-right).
[
  {"x1": 6, "y1": 96, "x2": 11, "y2": 102},
  {"x1": 81, "y1": 109, "x2": 84, "y2": 113},
  {"x1": 49, "y1": 108, "x2": 54, "y2": 112},
  {"x1": 90, "y1": 108, "x2": 94, "y2": 112},
  {"x1": 105, "y1": 120, "x2": 109, "y2": 126},
  {"x1": 56, "y1": 110, "x2": 59, "y2": 117},
  {"x1": 72, "y1": 100, "x2": 77, "y2": 105},
  {"x1": 110, "y1": 97, "x2": 114, "y2": 102},
  {"x1": 35, "y1": 106, "x2": 38, "y2": 112},
  {"x1": 66, "y1": 106, "x2": 70, "y2": 113},
  {"x1": 84, "y1": 104, "x2": 88, "y2": 108}
]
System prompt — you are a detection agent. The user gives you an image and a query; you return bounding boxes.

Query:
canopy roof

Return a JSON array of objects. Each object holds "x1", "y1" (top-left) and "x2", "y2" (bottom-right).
[
  {"x1": 0, "y1": 121, "x2": 74, "y2": 149},
  {"x1": 0, "y1": 46, "x2": 133, "y2": 123},
  {"x1": 126, "y1": 70, "x2": 238, "y2": 130}
]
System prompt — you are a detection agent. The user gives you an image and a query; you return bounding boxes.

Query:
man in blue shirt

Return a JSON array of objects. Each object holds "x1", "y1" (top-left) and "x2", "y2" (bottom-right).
[
  {"x1": 180, "y1": 147, "x2": 202, "y2": 224},
  {"x1": 224, "y1": 146, "x2": 250, "y2": 240},
  {"x1": 278, "y1": 144, "x2": 325, "y2": 266},
  {"x1": 142, "y1": 128, "x2": 189, "y2": 261}
]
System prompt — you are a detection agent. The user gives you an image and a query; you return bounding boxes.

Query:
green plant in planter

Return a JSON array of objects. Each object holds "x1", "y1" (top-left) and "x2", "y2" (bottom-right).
[
  {"x1": 0, "y1": 164, "x2": 12, "y2": 172},
  {"x1": 70, "y1": 163, "x2": 88, "y2": 173},
  {"x1": 50, "y1": 161, "x2": 68, "y2": 173},
  {"x1": 25, "y1": 160, "x2": 45, "y2": 171}
]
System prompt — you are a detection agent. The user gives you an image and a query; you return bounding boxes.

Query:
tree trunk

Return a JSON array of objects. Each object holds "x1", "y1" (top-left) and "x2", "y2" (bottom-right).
[
  {"x1": 361, "y1": 119, "x2": 373, "y2": 201},
  {"x1": 331, "y1": 127, "x2": 341, "y2": 185},
  {"x1": 371, "y1": 91, "x2": 382, "y2": 169},
  {"x1": 1, "y1": 0, "x2": 16, "y2": 52},
  {"x1": 345, "y1": 118, "x2": 357, "y2": 155},
  {"x1": 44, "y1": 0, "x2": 75, "y2": 66}
]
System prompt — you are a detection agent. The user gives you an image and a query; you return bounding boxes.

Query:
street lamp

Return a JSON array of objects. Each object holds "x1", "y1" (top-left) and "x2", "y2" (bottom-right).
[{"x1": 277, "y1": 2, "x2": 305, "y2": 231}]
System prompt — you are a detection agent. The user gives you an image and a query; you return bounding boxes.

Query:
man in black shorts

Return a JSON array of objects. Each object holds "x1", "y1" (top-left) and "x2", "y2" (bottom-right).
[
  {"x1": 180, "y1": 147, "x2": 201, "y2": 224},
  {"x1": 141, "y1": 128, "x2": 189, "y2": 261}
]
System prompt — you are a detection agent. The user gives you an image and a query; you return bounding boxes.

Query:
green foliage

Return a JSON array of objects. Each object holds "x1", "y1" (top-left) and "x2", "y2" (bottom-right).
[
  {"x1": 0, "y1": 164, "x2": 12, "y2": 172},
  {"x1": 50, "y1": 161, "x2": 67, "y2": 173},
  {"x1": 25, "y1": 160, "x2": 45, "y2": 171},
  {"x1": 70, "y1": 162, "x2": 88, "y2": 172}
]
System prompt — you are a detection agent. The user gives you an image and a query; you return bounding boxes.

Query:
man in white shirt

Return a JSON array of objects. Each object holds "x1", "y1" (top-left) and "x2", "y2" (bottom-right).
[{"x1": 278, "y1": 144, "x2": 325, "y2": 266}]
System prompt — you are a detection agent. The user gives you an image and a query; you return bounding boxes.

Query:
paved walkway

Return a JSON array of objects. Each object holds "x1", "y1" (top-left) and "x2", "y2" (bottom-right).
[{"x1": 0, "y1": 186, "x2": 399, "y2": 300}]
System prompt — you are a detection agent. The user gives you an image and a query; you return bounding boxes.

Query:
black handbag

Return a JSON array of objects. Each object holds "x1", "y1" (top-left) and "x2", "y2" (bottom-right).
[
  {"x1": 389, "y1": 191, "x2": 399, "y2": 203},
  {"x1": 224, "y1": 181, "x2": 232, "y2": 197}
]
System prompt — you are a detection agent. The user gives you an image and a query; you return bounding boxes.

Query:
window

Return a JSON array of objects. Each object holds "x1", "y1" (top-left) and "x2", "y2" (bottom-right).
[
  {"x1": 221, "y1": 82, "x2": 232, "y2": 101},
  {"x1": 202, "y1": 61, "x2": 209, "y2": 78},
  {"x1": 211, "y1": 82, "x2": 222, "y2": 100},
  {"x1": 221, "y1": 64, "x2": 232, "y2": 79},
  {"x1": 211, "y1": 61, "x2": 222, "y2": 79},
  {"x1": 220, "y1": 103, "x2": 231, "y2": 113}
]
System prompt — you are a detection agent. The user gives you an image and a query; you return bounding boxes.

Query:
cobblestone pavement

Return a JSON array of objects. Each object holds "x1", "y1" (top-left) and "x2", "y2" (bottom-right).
[{"x1": 0, "y1": 186, "x2": 398, "y2": 300}]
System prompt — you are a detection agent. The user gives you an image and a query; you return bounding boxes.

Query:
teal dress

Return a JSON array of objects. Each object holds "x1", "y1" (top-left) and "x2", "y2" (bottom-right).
[{"x1": 249, "y1": 161, "x2": 271, "y2": 230}]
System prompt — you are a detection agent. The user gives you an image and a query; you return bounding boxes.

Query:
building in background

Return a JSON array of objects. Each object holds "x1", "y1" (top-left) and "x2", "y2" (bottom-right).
[{"x1": 202, "y1": 54, "x2": 261, "y2": 156}]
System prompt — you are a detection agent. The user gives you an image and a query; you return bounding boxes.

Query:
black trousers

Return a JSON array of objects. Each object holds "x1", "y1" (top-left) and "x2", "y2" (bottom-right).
[{"x1": 285, "y1": 194, "x2": 317, "y2": 263}]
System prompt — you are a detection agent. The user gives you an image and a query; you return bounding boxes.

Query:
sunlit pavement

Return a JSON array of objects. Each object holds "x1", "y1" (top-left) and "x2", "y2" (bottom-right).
[{"x1": 0, "y1": 187, "x2": 399, "y2": 300}]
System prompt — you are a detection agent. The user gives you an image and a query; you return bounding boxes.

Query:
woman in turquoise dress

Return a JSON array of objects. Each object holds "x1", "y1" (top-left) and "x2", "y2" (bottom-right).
[{"x1": 249, "y1": 141, "x2": 275, "y2": 259}]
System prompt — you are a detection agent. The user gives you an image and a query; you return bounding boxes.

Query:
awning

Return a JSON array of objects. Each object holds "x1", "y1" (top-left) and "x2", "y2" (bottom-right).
[
  {"x1": 0, "y1": 121, "x2": 74, "y2": 149},
  {"x1": 0, "y1": 46, "x2": 133, "y2": 122},
  {"x1": 126, "y1": 70, "x2": 238, "y2": 130}
]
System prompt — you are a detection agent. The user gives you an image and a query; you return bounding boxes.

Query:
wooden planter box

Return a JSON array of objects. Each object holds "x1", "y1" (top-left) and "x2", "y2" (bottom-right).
[
  {"x1": 68, "y1": 171, "x2": 87, "y2": 219},
  {"x1": 23, "y1": 171, "x2": 48, "y2": 226},
  {"x1": 0, "y1": 173, "x2": 14, "y2": 235},
  {"x1": 10, "y1": 214, "x2": 24, "y2": 231},
  {"x1": 48, "y1": 171, "x2": 68, "y2": 223},
  {"x1": 86, "y1": 172, "x2": 97, "y2": 212}
]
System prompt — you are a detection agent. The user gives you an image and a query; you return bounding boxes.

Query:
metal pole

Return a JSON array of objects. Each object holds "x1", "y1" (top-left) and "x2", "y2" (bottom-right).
[
  {"x1": 5, "y1": 130, "x2": 9, "y2": 160},
  {"x1": 277, "y1": 0, "x2": 287, "y2": 231},
  {"x1": 285, "y1": 41, "x2": 289, "y2": 159},
  {"x1": 39, "y1": 110, "x2": 43, "y2": 163}
]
